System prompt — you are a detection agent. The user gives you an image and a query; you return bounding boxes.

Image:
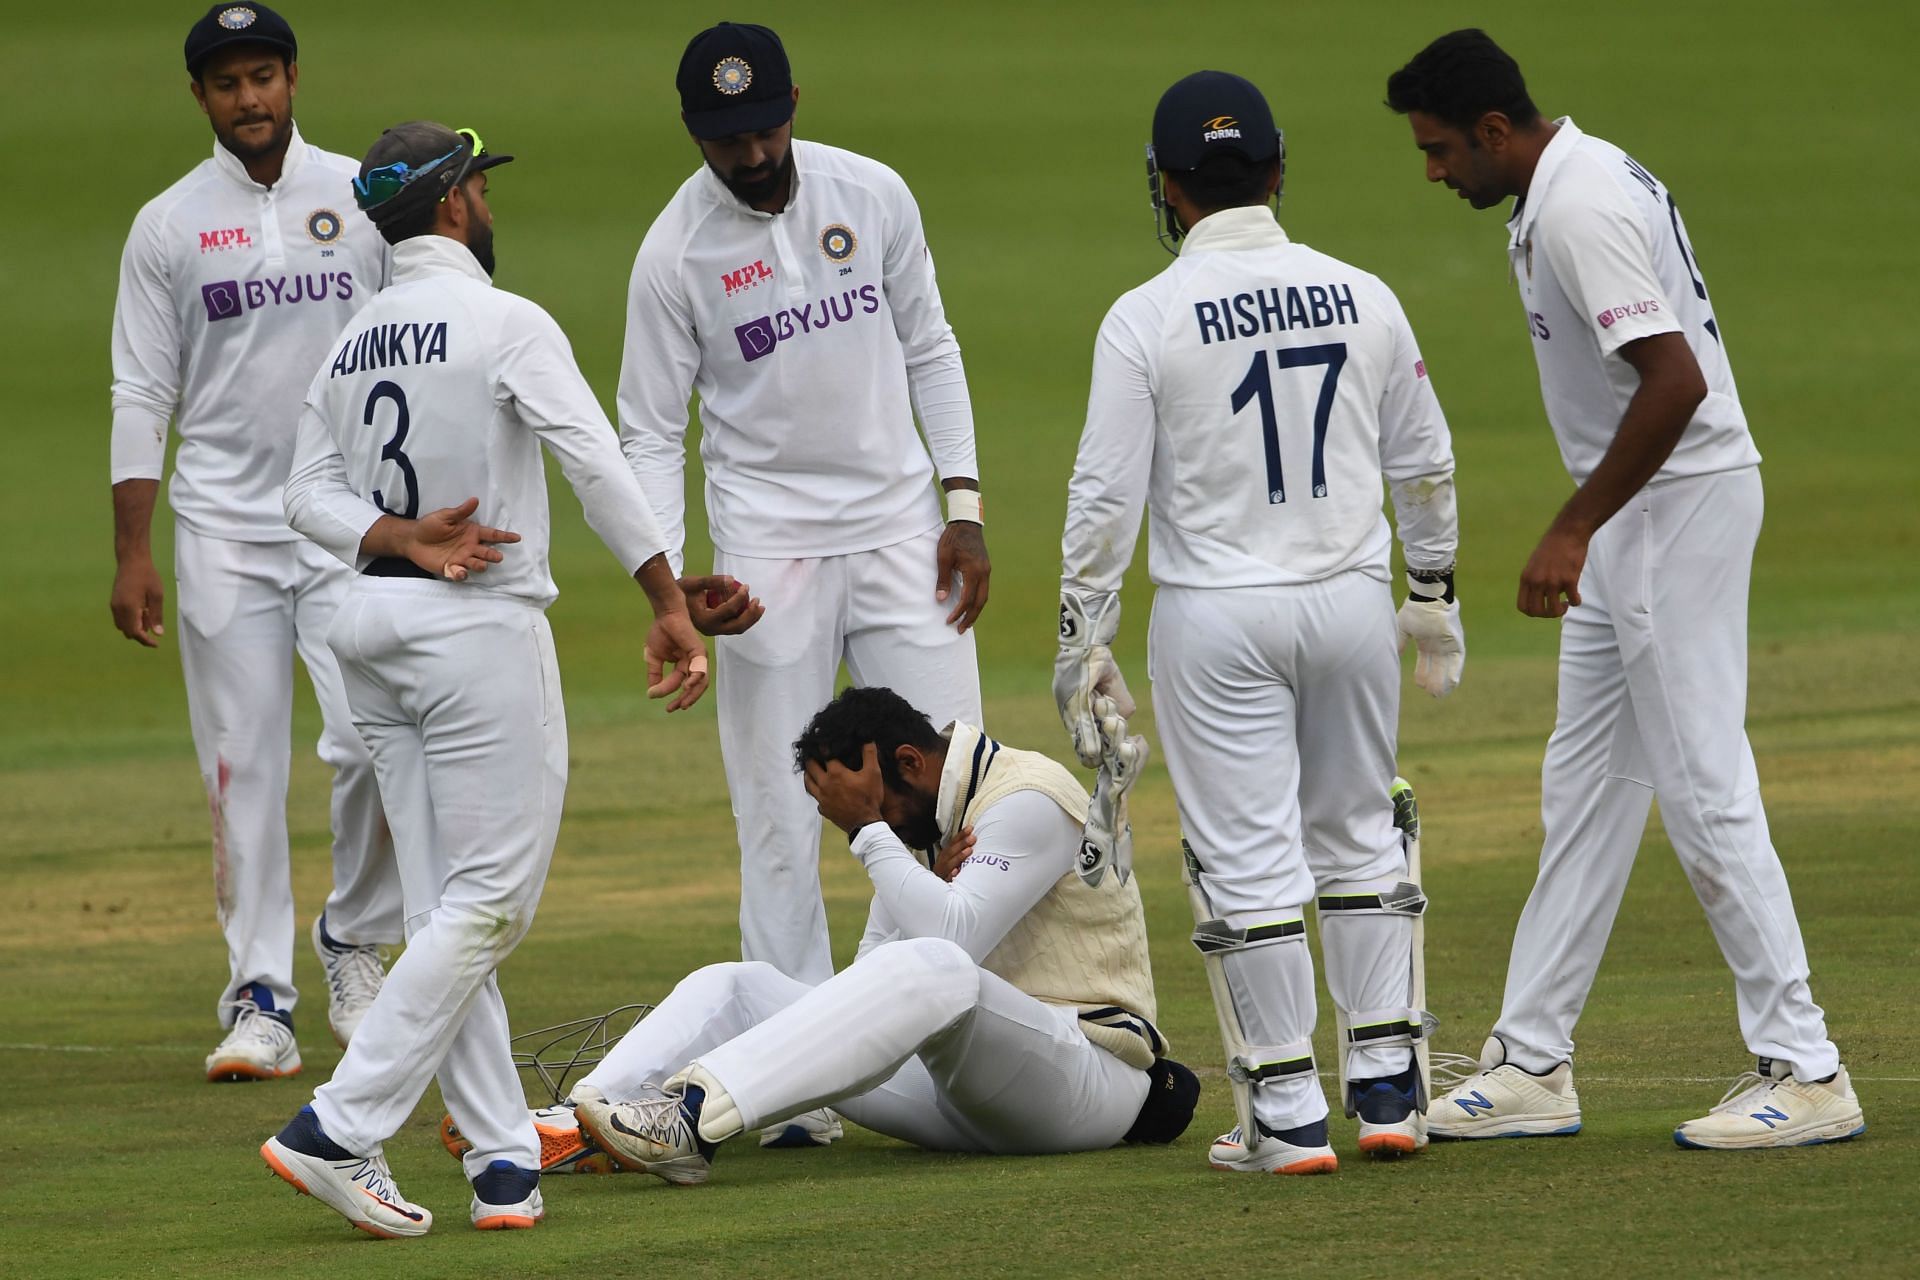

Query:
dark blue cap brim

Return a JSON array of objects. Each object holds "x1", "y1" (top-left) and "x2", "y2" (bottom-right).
[{"x1": 684, "y1": 94, "x2": 795, "y2": 141}]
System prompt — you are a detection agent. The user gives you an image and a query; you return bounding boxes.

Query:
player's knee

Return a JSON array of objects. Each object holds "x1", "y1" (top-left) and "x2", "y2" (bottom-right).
[{"x1": 869, "y1": 937, "x2": 979, "y2": 1018}]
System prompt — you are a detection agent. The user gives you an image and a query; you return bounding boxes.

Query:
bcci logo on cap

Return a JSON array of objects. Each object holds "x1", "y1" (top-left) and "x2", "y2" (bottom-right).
[
  {"x1": 218, "y1": 5, "x2": 257, "y2": 29},
  {"x1": 1203, "y1": 115, "x2": 1243, "y2": 142},
  {"x1": 713, "y1": 56, "x2": 752, "y2": 95}
]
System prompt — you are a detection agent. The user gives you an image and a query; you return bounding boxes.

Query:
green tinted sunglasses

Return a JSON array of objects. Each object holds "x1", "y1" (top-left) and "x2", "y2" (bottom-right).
[{"x1": 352, "y1": 127, "x2": 487, "y2": 211}]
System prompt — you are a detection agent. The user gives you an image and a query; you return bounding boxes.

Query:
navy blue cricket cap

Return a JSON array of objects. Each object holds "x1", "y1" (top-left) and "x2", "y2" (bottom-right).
[
  {"x1": 185, "y1": 3, "x2": 297, "y2": 77},
  {"x1": 677, "y1": 22, "x2": 795, "y2": 140},
  {"x1": 1152, "y1": 70, "x2": 1280, "y2": 170}
]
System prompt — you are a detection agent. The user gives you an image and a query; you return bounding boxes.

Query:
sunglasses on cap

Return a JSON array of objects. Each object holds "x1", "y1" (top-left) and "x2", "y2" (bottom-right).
[{"x1": 352, "y1": 127, "x2": 489, "y2": 212}]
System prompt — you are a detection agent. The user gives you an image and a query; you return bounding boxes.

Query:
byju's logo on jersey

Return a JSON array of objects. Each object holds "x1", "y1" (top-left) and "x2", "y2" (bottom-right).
[
  {"x1": 200, "y1": 271, "x2": 356, "y2": 323},
  {"x1": 721, "y1": 259, "x2": 773, "y2": 297},
  {"x1": 1596, "y1": 299, "x2": 1661, "y2": 330},
  {"x1": 1203, "y1": 115, "x2": 1243, "y2": 142},
  {"x1": 733, "y1": 285, "x2": 882, "y2": 362},
  {"x1": 198, "y1": 227, "x2": 253, "y2": 253}
]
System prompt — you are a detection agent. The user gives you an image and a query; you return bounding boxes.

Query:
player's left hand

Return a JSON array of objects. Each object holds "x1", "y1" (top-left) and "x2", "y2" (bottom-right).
[
  {"x1": 1518, "y1": 524, "x2": 1588, "y2": 618},
  {"x1": 935, "y1": 520, "x2": 991, "y2": 633},
  {"x1": 932, "y1": 824, "x2": 975, "y2": 882},
  {"x1": 1395, "y1": 596, "x2": 1466, "y2": 698},
  {"x1": 680, "y1": 574, "x2": 764, "y2": 636},
  {"x1": 405, "y1": 498, "x2": 521, "y2": 582},
  {"x1": 643, "y1": 612, "x2": 710, "y2": 712},
  {"x1": 802, "y1": 743, "x2": 887, "y2": 837}
]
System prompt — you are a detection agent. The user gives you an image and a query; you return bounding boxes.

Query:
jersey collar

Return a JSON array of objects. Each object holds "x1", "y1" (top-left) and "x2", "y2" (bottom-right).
[
  {"x1": 1508, "y1": 115, "x2": 1580, "y2": 250},
  {"x1": 699, "y1": 137, "x2": 807, "y2": 219},
  {"x1": 391, "y1": 234, "x2": 492, "y2": 286},
  {"x1": 209, "y1": 121, "x2": 308, "y2": 192},
  {"x1": 935, "y1": 720, "x2": 1000, "y2": 843},
  {"x1": 1178, "y1": 203, "x2": 1290, "y2": 256}
]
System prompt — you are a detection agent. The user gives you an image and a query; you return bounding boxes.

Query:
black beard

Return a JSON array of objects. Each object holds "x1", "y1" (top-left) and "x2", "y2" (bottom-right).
[
  {"x1": 216, "y1": 113, "x2": 292, "y2": 164},
  {"x1": 717, "y1": 148, "x2": 794, "y2": 206},
  {"x1": 468, "y1": 219, "x2": 497, "y2": 276},
  {"x1": 895, "y1": 804, "x2": 943, "y2": 857}
]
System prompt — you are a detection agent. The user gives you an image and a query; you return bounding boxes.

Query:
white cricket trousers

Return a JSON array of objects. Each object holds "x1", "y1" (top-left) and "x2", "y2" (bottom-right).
[
  {"x1": 578, "y1": 938, "x2": 1149, "y2": 1153},
  {"x1": 1493, "y1": 468, "x2": 1839, "y2": 1079},
  {"x1": 309, "y1": 581, "x2": 564, "y2": 1174},
  {"x1": 714, "y1": 527, "x2": 981, "y2": 985},
  {"x1": 1150, "y1": 572, "x2": 1414, "y2": 1129},
  {"x1": 174, "y1": 525, "x2": 401, "y2": 1025}
]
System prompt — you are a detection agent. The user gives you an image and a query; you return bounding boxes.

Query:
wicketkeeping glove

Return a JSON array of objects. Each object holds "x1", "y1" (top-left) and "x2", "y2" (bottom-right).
[
  {"x1": 1078, "y1": 695, "x2": 1149, "y2": 887},
  {"x1": 1054, "y1": 590, "x2": 1134, "y2": 767},
  {"x1": 1395, "y1": 569, "x2": 1465, "y2": 699}
]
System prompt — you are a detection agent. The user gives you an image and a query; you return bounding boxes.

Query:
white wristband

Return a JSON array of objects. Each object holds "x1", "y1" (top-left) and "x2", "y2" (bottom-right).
[{"x1": 945, "y1": 488, "x2": 983, "y2": 525}]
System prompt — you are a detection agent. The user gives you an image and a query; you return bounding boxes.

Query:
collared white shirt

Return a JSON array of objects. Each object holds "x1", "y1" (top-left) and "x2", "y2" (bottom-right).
[
  {"x1": 110, "y1": 125, "x2": 391, "y2": 541},
  {"x1": 284, "y1": 236, "x2": 667, "y2": 608},
  {"x1": 1507, "y1": 117, "x2": 1758, "y2": 484},
  {"x1": 1062, "y1": 204, "x2": 1457, "y2": 597},
  {"x1": 617, "y1": 139, "x2": 977, "y2": 570}
]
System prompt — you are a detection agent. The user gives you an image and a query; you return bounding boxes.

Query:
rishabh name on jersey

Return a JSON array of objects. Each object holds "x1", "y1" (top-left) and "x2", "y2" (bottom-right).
[
  {"x1": 110, "y1": 126, "x2": 388, "y2": 542},
  {"x1": 1083, "y1": 206, "x2": 1452, "y2": 591},
  {"x1": 623, "y1": 139, "x2": 968, "y2": 562},
  {"x1": 1506, "y1": 117, "x2": 1759, "y2": 485}
]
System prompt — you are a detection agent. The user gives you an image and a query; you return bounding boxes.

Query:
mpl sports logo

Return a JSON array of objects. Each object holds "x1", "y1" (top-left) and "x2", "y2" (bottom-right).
[
  {"x1": 734, "y1": 284, "x2": 881, "y2": 363},
  {"x1": 198, "y1": 227, "x2": 253, "y2": 253},
  {"x1": 1597, "y1": 299, "x2": 1662, "y2": 329},
  {"x1": 202, "y1": 271, "x2": 357, "y2": 323},
  {"x1": 1202, "y1": 115, "x2": 1243, "y2": 142},
  {"x1": 721, "y1": 259, "x2": 773, "y2": 297}
]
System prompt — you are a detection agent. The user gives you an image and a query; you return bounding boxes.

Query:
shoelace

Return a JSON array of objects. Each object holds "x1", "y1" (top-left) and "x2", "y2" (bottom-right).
[
  {"x1": 215, "y1": 998, "x2": 291, "y2": 1049},
  {"x1": 1708, "y1": 1070, "x2": 1776, "y2": 1114},
  {"x1": 1429, "y1": 1052, "x2": 1484, "y2": 1089},
  {"x1": 612, "y1": 1091, "x2": 697, "y2": 1148},
  {"x1": 344, "y1": 1155, "x2": 409, "y2": 1208},
  {"x1": 321, "y1": 943, "x2": 388, "y2": 1009}
]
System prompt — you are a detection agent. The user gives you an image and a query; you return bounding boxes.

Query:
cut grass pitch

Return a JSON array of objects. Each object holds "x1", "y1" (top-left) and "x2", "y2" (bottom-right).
[{"x1": 2, "y1": 0, "x2": 1915, "y2": 1275}]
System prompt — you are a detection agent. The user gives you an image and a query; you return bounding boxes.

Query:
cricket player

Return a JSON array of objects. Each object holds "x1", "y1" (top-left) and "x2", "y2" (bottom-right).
[
  {"x1": 262, "y1": 121, "x2": 709, "y2": 1236},
  {"x1": 108, "y1": 2, "x2": 401, "y2": 1080},
  {"x1": 1386, "y1": 29, "x2": 1864, "y2": 1149},
  {"x1": 1056, "y1": 72, "x2": 1463, "y2": 1175},
  {"x1": 620, "y1": 23, "x2": 988, "y2": 1020},
  {"x1": 517, "y1": 687, "x2": 1196, "y2": 1180}
]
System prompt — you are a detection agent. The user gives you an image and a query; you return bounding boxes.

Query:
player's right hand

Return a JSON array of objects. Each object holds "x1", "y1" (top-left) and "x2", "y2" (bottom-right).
[
  {"x1": 680, "y1": 574, "x2": 764, "y2": 636},
  {"x1": 110, "y1": 554, "x2": 166, "y2": 648},
  {"x1": 644, "y1": 612, "x2": 710, "y2": 712},
  {"x1": 1396, "y1": 596, "x2": 1466, "y2": 698}
]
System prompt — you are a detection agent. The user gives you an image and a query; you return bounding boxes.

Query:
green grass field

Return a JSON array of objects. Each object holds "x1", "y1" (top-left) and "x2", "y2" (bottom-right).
[{"x1": 2, "y1": 2, "x2": 1916, "y2": 1275}]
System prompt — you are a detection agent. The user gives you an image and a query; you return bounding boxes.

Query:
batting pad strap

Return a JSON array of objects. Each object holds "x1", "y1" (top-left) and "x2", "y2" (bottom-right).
[
  {"x1": 1229, "y1": 1039, "x2": 1317, "y2": 1086},
  {"x1": 1190, "y1": 915, "x2": 1306, "y2": 956},
  {"x1": 1341, "y1": 1007, "x2": 1435, "y2": 1049},
  {"x1": 1317, "y1": 880, "x2": 1427, "y2": 917}
]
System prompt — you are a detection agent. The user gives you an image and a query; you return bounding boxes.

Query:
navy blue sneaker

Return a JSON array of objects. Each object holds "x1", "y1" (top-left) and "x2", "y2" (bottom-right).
[
  {"x1": 470, "y1": 1159, "x2": 543, "y2": 1230},
  {"x1": 1351, "y1": 1064, "x2": 1426, "y2": 1156}
]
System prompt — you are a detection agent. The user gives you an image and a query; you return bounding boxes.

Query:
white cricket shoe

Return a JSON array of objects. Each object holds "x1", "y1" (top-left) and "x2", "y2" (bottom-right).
[
  {"x1": 262, "y1": 1110, "x2": 431, "y2": 1238},
  {"x1": 311, "y1": 915, "x2": 387, "y2": 1047},
  {"x1": 571, "y1": 1083, "x2": 713, "y2": 1186},
  {"x1": 440, "y1": 1102, "x2": 618, "y2": 1175},
  {"x1": 206, "y1": 996, "x2": 301, "y2": 1083},
  {"x1": 1208, "y1": 1123, "x2": 1339, "y2": 1175},
  {"x1": 760, "y1": 1107, "x2": 844, "y2": 1149},
  {"x1": 1674, "y1": 1061, "x2": 1866, "y2": 1150},
  {"x1": 469, "y1": 1160, "x2": 544, "y2": 1230},
  {"x1": 1428, "y1": 1037, "x2": 1581, "y2": 1139}
]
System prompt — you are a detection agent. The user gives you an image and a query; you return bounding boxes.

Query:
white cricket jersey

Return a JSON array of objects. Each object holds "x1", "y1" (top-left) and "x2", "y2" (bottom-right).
[
  {"x1": 1062, "y1": 205, "x2": 1457, "y2": 595},
  {"x1": 1507, "y1": 117, "x2": 1759, "y2": 485},
  {"x1": 110, "y1": 126, "x2": 390, "y2": 542},
  {"x1": 618, "y1": 139, "x2": 978, "y2": 570},
  {"x1": 284, "y1": 236, "x2": 668, "y2": 608}
]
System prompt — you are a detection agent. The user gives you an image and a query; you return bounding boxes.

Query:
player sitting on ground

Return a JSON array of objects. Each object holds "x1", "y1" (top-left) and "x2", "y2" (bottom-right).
[{"x1": 465, "y1": 687, "x2": 1198, "y2": 1178}]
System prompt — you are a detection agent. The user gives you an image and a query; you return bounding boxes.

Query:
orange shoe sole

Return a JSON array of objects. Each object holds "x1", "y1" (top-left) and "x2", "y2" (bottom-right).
[
  {"x1": 473, "y1": 1212, "x2": 543, "y2": 1231},
  {"x1": 1359, "y1": 1132, "x2": 1421, "y2": 1156},
  {"x1": 209, "y1": 1060, "x2": 301, "y2": 1083}
]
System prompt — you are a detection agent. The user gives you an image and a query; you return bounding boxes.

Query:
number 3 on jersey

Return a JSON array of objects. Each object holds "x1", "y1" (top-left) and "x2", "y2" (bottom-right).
[
  {"x1": 364, "y1": 380, "x2": 419, "y2": 519},
  {"x1": 1231, "y1": 342, "x2": 1347, "y2": 504}
]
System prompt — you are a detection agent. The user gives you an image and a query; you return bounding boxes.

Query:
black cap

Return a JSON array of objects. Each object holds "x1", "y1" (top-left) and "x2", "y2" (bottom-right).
[
  {"x1": 184, "y1": 3, "x2": 297, "y2": 77},
  {"x1": 355, "y1": 122, "x2": 514, "y2": 226},
  {"x1": 1151, "y1": 70, "x2": 1280, "y2": 170},
  {"x1": 677, "y1": 22, "x2": 795, "y2": 141}
]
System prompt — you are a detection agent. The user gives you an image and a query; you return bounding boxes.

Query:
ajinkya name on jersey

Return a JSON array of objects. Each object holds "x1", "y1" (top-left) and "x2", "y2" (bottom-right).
[
  {"x1": 1193, "y1": 282, "x2": 1360, "y2": 345},
  {"x1": 327, "y1": 321, "x2": 449, "y2": 377},
  {"x1": 202, "y1": 271, "x2": 357, "y2": 323},
  {"x1": 734, "y1": 284, "x2": 882, "y2": 363}
]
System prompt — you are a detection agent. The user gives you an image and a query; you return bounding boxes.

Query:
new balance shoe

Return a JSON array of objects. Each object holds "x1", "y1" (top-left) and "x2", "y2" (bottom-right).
[
  {"x1": 311, "y1": 914, "x2": 387, "y2": 1048},
  {"x1": 440, "y1": 1102, "x2": 617, "y2": 1175},
  {"x1": 1208, "y1": 1118, "x2": 1339, "y2": 1174},
  {"x1": 1351, "y1": 1065, "x2": 1427, "y2": 1156},
  {"x1": 759, "y1": 1107, "x2": 844, "y2": 1149},
  {"x1": 1674, "y1": 1060, "x2": 1866, "y2": 1150},
  {"x1": 1428, "y1": 1036, "x2": 1581, "y2": 1139},
  {"x1": 206, "y1": 987, "x2": 301, "y2": 1082},
  {"x1": 469, "y1": 1160, "x2": 543, "y2": 1230},
  {"x1": 262, "y1": 1105, "x2": 431, "y2": 1238},
  {"x1": 571, "y1": 1082, "x2": 716, "y2": 1186}
]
